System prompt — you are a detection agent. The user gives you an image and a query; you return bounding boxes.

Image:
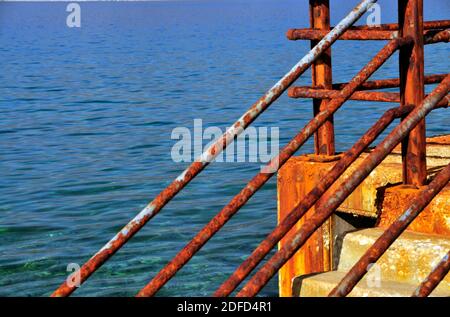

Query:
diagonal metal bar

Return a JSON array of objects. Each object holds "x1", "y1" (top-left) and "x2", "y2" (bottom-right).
[
  {"x1": 136, "y1": 37, "x2": 407, "y2": 297},
  {"x1": 213, "y1": 105, "x2": 413, "y2": 297},
  {"x1": 328, "y1": 163, "x2": 450, "y2": 297},
  {"x1": 51, "y1": 0, "x2": 380, "y2": 297},
  {"x1": 412, "y1": 250, "x2": 450, "y2": 297},
  {"x1": 236, "y1": 74, "x2": 450, "y2": 297}
]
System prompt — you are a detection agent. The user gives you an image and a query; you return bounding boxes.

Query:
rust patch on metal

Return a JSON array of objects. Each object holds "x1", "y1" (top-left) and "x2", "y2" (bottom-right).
[
  {"x1": 288, "y1": 88, "x2": 401, "y2": 102},
  {"x1": 332, "y1": 74, "x2": 447, "y2": 91}
]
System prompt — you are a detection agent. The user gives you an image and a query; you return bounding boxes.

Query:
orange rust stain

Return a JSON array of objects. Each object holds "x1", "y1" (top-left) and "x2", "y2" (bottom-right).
[
  {"x1": 277, "y1": 154, "x2": 339, "y2": 297},
  {"x1": 378, "y1": 184, "x2": 450, "y2": 235},
  {"x1": 426, "y1": 134, "x2": 450, "y2": 145}
]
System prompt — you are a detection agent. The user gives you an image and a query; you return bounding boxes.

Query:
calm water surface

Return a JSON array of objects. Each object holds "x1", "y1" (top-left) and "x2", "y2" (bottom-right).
[{"x1": 0, "y1": 0, "x2": 448, "y2": 296}]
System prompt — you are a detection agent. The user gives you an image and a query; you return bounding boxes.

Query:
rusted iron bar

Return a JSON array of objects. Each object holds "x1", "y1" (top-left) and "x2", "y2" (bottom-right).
[
  {"x1": 424, "y1": 29, "x2": 450, "y2": 44},
  {"x1": 310, "y1": 0, "x2": 335, "y2": 156},
  {"x1": 309, "y1": 0, "x2": 333, "y2": 272},
  {"x1": 136, "y1": 34, "x2": 402, "y2": 298},
  {"x1": 350, "y1": 19, "x2": 450, "y2": 30},
  {"x1": 287, "y1": 28, "x2": 397, "y2": 41},
  {"x1": 289, "y1": 88, "x2": 450, "y2": 106},
  {"x1": 289, "y1": 87, "x2": 400, "y2": 102},
  {"x1": 412, "y1": 250, "x2": 450, "y2": 297},
  {"x1": 236, "y1": 75, "x2": 450, "y2": 297},
  {"x1": 399, "y1": 0, "x2": 426, "y2": 187},
  {"x1": 328, "y1": 163, "x2": 450, "y2": 297},
  {"x1": 332, "y1": 74, "x2": 447, "y2": 91},
  {"x1": 213, "y1": 105, "x2": 413, "y2": 297},
  {"x1": 287, "y1": 28, "x2": 447, "y2": 43},
  {"x1": 287, "y1": 19, "x2": 450, "y2": 41},
  {"x1": 51, "y1": 0, "x2": 380, "y2": 298}
]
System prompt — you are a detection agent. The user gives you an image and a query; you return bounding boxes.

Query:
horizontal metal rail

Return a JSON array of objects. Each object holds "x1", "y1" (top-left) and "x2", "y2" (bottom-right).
[
  {"x1": 136, "y1": 23, "x2": 408, "y2": 300},
  {"x1": 412, "y1": 250, "x2": 450, "y2": 297},
  {"x1": 289, "y1": 88, "x2": 400, "y2": 102},
  {"x1": 235, "y1": 74, "x2": 450, "y2": 297},
  {"x1": 288, "y1": 88, "x2": 450, "y2": 107},
  {"x1": 287, "y1": 29, "x2": 397, "y2": 41},
  {"x1": 213, "y1": 104, "x2": 414, "y2": 296},
  {"x1": 424, "y1": 29, "x2": 450, "y2": 44},
  {"x1": 51, "y1": 0, "x2": 379, "y2": 297},
  {"x1": 332, "y1": 74, "x2": 447, "y2": 91},
  {"x1": 349, "y1": 20, "x2": 450, "y2": 31},
  {"x1": 328, "y1": 163, "x2": 450, "y2": 297},
  {"x1": 287, "y1": 28, "x2": 449, "y2": 43}
]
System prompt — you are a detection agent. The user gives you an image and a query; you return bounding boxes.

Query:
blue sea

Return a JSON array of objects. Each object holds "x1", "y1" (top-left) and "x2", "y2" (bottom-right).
[{"x1": 0, "y1": 0, "x2": 448, "y2": 296}]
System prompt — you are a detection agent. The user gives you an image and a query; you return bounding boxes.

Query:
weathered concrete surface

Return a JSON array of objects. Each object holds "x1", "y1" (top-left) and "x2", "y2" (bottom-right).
[
  {"x1": 278, "y1": 135, "x2": 450, "y2": 297},
  {"x1": 294, "y1": 228, "x2": 450, "y2": 297},
  {"x1": 277, "y1": 154, "x2": 338, "y2": 296},
  {"x1": 294, "y1": 270, "x2": 449, "y2": 297},
  {"x1": 338, "y1": 228, "x2": 450, "y2": 287},
  {"x1": 379, "y1": 184, "x2": 450, "y2": 235}
]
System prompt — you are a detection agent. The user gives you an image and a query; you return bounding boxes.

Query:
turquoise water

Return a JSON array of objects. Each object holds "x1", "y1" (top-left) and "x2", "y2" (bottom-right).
[{"x1": 0, "y1": 0, "x2": 448, "y2": 296}]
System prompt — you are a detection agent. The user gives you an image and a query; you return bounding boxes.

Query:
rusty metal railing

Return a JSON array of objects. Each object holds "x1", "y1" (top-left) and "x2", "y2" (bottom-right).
[
  {"x1": 235, "y1": 75, "x2": 450, "y2": 297},
  {"x1": 136, "y1": 36, "x2": 410, "y2": 297},
  {"x1": 52, "y1": 0, "x2": 449, "y2": 297},
  {"x1": 52, "y1": 0, "x2": 379, "y2": 297}
]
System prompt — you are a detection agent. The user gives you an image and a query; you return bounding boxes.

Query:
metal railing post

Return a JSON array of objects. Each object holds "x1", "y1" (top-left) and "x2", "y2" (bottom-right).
[
  {"x1": 399, "y1": 0, "x2": 427, "y2": 186},
  {"x1": 310, "y1": 0, "x2": 334, "y2": 156}
]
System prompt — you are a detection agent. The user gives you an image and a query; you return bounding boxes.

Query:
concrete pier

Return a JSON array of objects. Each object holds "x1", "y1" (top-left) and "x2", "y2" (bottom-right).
[{"x1": 277, "y1": 135, "x2": 450, "y2": 296}]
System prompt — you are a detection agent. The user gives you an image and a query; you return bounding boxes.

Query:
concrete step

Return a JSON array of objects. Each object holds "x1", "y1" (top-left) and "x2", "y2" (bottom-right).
[
  {"x1": 294, "y1": 271, "x2": 449, "y2": 297},
  {"x1": 338, "y1": 228, "x2": 450, "y2": 287}
]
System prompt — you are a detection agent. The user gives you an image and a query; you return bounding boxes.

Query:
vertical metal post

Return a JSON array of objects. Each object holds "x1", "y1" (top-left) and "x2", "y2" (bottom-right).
[
  {"x1": 309, "y1": 0, "x2": 333, "y2": 279},
  {"x1": 399, "y1": 0, "x2": 426, "y2": 186},
  {"x1": 310, "y1": 0, "x2": 335, "y2": 155}
]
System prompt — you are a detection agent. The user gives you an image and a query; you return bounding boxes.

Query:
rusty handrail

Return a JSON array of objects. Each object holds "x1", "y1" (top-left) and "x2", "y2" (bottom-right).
[
  {"x1": 213, "y1": 104, "x2": 413, "y2": 297},
  {"x1": 51, "y1": 0, "x2": 379, "y2": 297},
  {"x1": 235, "y1": 75, "x2": 450, "y2": 297},
  {"x1": 286, "y1": 19, "x2": 450, "y2": 41},
  {"x1": 424, "y1": 29, "x2": 450, "y2": 44},
  {"x1": 287, "y1": 25, "x2": 450, "y2": 43},
  {"x1": 289, "y1": 88, "x2": 401, "y2": 102},
  {"x1": 412, "y1": 250, "x2": 450, "y2": 297},
  {"x1": 349, "y1": 20, "x2": 450, "y2": 31},
  {"x1": 328, "y1": 163, "x2": 450, "y2": 297},
  {"x1": 135, "y1": 36, "x2": 406, "y2": 297},
  {"x1": 287, "y1": 28, "x2": 398, "y2": 41},
  {"x1": 331, "y1": 74, "x2": 447, "y2": 91},
  {"x1": 288, "y1": 88, "x2": 450, "y2": 106},
  {"x1": 214, "y1": 100, "x2": 447, "y2": 297}
]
